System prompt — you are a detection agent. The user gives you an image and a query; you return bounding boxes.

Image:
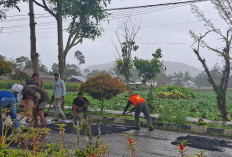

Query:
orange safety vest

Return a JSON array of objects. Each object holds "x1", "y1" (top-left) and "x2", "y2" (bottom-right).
[{"x1": 129, "y1": 95, "x2": 146, "y2": 107}]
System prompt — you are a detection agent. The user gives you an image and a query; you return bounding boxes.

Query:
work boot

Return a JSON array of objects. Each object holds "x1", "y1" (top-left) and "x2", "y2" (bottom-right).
[{"x1": 149, "y1": 126, "x2": 154, "y2": 131}]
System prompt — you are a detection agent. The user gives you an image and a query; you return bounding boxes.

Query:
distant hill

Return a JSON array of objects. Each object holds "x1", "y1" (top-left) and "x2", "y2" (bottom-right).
[
  {"x1": 164, "y1": 61, "x2": 201, "y2": 77},
  {"x1": 82, "y1": 61, "x2": 201, "y2": 77},
  {"x1": 82, "y1": 62, "x2": 115, "y2": 73}
]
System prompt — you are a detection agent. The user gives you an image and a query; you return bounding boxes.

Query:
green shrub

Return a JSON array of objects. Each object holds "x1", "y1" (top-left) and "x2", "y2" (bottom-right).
[
  {"x1": 146, "y1": 91, "x2": 155, "y2": 113},
  {"x1": 154, "y1": 85, "x2": 195, "y2": 99},
  {"x1": 0, "y1": 80, "x2": 25, "y2": 89},
  {"x1": 0, "y1": 58, "x2": 12, "y2": 76},
  {"x1": 156, "y1": 106, "x2": 187, "y2": 124},
  {"x1": 43, "y1": 82, "x2": 80, "y2": 92},
  {"x1": 9, "y1": 70, "x2": 30, "y2": 81},
  {"x1": 65, "y1": 83, "x2": 80, "y2": 92},
  {"x1": 80, "y1": 73, "x2": 126, "y2": 111}
]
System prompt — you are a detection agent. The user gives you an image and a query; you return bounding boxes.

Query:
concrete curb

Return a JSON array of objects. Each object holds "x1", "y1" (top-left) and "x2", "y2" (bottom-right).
[
  {"x1": 17, "y1": 106, "x2": 232, "y2": 137},
  {"x1": 87, "y1": 115, "x2": 232, "y2": 137}
]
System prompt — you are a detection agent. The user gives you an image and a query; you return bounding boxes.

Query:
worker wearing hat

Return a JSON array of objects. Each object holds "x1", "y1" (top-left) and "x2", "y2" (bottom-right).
[
  {"x1": 52, "y1": 72, "x2": 66, "y2": 121},
  {"x1": 122, "y1": 90, "x2": 153, "y2": 130}
]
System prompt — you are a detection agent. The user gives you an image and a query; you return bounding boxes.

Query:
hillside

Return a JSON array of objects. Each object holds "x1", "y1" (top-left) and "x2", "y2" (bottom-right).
[
  {"x1": 82, "y1": 61, "x2": 201, "y2": 77},
  {"x1": 164, "y1": 61, "x2": 201, "y2": 77}
]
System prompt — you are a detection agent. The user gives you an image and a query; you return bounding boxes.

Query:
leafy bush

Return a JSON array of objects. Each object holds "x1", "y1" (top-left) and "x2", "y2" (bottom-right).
[
  {"x1": 80, "y1": 73, "x2": 126, "y2": 111},
  {"x1": 0, "y1": 58, "x2": 12, "y2": 76},
  {"x1": 9, "y1": 70, "x2": 30, "y2": 81},
  {"x1": 65, "y1": 83, "x2": 80, "y2": 92},
  {"x1": 156, "y1": 106, "x2": 187, "y2": 124},
  {"x1": 155, "y1": 85, "x2": 195, "y2": 99},
  {"x1": 0, "y1": 80, "x2": 24, "y2": 89},
  {"x1": 43, "y1": 82, "x2": 80, "y2": 92},
  {"x1": 146, "y1": 91, "x2": 155, "y2": 113}
]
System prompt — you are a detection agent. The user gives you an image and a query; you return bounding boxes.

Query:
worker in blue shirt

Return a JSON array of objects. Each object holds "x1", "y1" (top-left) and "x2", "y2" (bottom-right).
[{"x1": 0, "y1": 90, "x2": 20, "y2": 133}]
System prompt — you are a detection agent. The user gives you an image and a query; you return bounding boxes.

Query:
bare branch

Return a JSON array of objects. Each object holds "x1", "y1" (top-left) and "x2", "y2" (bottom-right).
[
  {"x1": 32, "y1": 0, "x2": 56, "y2": 17},
  {"x1": 191, "y1": 30, "x2": 218, "y2": 89},
  {"x1": 112, "y1": 40, "x2": 121, "y2": 59}
]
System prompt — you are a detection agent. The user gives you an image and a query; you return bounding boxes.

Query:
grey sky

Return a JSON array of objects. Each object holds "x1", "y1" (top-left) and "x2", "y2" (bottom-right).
[{"x1": 0, "y1": 0, "x2": 225, "y2": 71}]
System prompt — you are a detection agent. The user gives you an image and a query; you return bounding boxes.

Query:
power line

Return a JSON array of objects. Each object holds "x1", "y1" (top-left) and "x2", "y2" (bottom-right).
[
  {"x1": 0, "y1": 17, "x2": 222, "y2": 33},
  {"x1": 105, "y1": 0, "x2": 208, "y2": 11},
  {"x1": 107, "y1": 4, "x2": 188, "y2": 20},
  {"x1": 5, "y1": 13, "x2": 49, "y2": 18},
  {"x1": 0, "y1": 15, "x2": 52, "y2": 23},
  {"x1": 137, "y1": 42, "x2": 188, "y2": 45},
  {"x1": 0, "y1": 0, "x2": 210, "y2": 33},
  {"x1": 0, "y1": 24, "x2": 69, "y2": 33},
  {"x1": 95, "y1": 40, "x2": 189, "y2": 45},
  {"x1": 1, "y1": 0, "x2": 208, "y2": 19}
]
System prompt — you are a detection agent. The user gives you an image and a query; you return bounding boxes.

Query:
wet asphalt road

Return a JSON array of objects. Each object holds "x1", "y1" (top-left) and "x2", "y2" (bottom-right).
[{"x1": 44, "y1": 122, "x2": 232, "y2": 157}]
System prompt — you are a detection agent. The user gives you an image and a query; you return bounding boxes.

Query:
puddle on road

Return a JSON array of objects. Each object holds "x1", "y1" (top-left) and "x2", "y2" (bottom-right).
[{"x1": 171, "y1": 135, "x2": 232, "y2": 151}]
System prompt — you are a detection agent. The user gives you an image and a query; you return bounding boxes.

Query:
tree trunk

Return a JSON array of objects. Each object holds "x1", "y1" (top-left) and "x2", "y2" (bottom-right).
[
  {"x1": 56, "y1": 0, "x2": 65, "y2": 80},
  {"x1": 126, "y1": 77, "x2": 130, "y2": 90},
  {"x1": 29, "y1": 0, "x2": 39, "y2": 73},
  {"x1": 216, "y1": 89, "x2": 228, "y2": 121},
  {"x1": 101, "y1": 99, "x2": 104, "y2": 112}
]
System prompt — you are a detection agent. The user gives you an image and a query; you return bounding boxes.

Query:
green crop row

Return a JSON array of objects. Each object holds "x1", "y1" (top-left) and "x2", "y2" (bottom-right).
[
  {"x1": 61, "y1": 89, "x2": 232, "y2": 121},
  {"x1": 0, "y1": 80, "x2": 80, "y2": 92}
]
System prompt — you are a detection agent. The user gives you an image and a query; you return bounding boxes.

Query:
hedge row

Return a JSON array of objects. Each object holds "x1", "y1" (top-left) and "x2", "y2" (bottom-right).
[{"x1": 0, "y1": 80, "x2": 80, "y2": 92}]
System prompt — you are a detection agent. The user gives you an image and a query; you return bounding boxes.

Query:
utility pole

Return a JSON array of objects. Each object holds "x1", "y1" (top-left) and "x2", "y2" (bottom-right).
[{"x1": 29, "y1": 0, "x2": 39, "y2": 73}]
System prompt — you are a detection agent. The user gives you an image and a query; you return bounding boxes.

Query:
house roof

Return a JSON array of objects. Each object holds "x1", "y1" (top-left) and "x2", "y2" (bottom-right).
[
  {"x1": 68, "y1": 75, "x2": 87, "y2": 82},
  {"x1": 25, "y1": 69, "x2": 53, "y2": 79}
]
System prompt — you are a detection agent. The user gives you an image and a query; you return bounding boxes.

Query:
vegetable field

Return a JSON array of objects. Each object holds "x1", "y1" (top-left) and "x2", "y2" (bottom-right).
[{"x1": 59, "y1": 89, "x2": 232, "y2": 121}]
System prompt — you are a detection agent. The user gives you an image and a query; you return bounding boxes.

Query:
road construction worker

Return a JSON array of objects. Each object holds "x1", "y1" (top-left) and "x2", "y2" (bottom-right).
[{"x1": 122, "y1": 90, "x2": 153, "y2": 130}]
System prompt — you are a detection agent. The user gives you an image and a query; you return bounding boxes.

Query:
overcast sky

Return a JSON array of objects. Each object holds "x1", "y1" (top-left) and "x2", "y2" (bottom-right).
[{"x1": 0, "y1": 0, "x2": 226, "y2": 71}]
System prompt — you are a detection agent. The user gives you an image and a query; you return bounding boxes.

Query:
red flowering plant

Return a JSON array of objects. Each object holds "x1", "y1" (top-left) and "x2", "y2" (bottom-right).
[
  {"x1": 178, "y1": 140, "x2": 188, "y2": 157},
  {"x1": 125, "y1": 133, "x2": 137, "y2": 157},
  {"x1": 177, "y1": 141, "x2": 206, "y2": 157}
]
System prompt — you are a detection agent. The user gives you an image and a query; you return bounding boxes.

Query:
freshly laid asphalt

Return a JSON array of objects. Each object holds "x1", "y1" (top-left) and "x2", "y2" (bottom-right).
[
  {"x1": 44, "y1": 121, "x2": 232, "y2": 157},
  {"x1": 6, "y1": 114, "x2": 232, "y2": 157}
]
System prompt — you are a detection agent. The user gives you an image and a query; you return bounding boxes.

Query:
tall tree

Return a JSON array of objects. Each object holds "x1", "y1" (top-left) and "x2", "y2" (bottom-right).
[
  {"x1": 29, "y1": 0, "x2": 39, "y2": 73},
  {"x1": 74, "y1": 50, "x2": 85, "y2": 70},
  {"x1": 114, "y1": 18, "x2": 141, "y2": 89},
  {"x1": 133, "y1": 48, "x2": 164, "y2": 88},
  {"x1": 51, "y1": 63, "x2": 80, "y2": 76},
  {"x1": 190, "y1": 1, "x2": 232, "y2": 120},
  {"x1": 32, "y1": 0, "x2": 110, "y2": 79},
  {"x1": 14, "y1": 56, "x2": 31, "y2": 70}
]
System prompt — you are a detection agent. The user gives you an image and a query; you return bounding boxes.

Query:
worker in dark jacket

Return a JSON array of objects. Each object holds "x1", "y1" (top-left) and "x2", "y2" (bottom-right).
[
  {"x1": 72, "y1": 92, "x2": 89, "y2": 117},
  {"x1": 24, "y1": 73, "x2": 43, "y2": 122},
  {"x1": 22, "y1": 86, "x2": 48, "y2": 128},
  {"x1": 122, "y1": 90, "x2": 153, "y2": 130}
]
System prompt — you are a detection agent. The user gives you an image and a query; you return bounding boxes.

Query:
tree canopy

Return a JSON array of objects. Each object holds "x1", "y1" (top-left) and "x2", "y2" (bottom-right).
[
  {"x1": 133, "y1": 48, "x2": 164, "y2": 86},
  {"x1": 0, "y1": 0, "x2": 21, "y2": 19},
  {"x1": 32, "y1": 0, "x2": 111, "y2": 79}
]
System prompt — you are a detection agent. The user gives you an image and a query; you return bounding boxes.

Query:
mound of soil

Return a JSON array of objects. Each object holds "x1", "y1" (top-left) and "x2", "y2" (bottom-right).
[{"x1": 171, "y1": 135, "x2": 232, "y2": 151}]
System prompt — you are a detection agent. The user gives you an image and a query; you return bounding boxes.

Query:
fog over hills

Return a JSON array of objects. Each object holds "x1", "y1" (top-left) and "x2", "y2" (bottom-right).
[
  {"x1": 82, "y1": 61, "x2": 202, "y2": 77},
  {"x1": 164, "y1": 61, "x2": 202, "y2": 77}
]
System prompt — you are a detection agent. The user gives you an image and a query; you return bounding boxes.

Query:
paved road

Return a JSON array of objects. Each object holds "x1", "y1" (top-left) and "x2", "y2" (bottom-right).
[
  {"x1": 101, "y1": 127, "x2": 232, "y2": 157},
  {"x1": 5, "y1": 114, "x2": 232, "y2": 157},
  {"x1": 43, "y1": 121, "x2": 232, "y2": 157}
]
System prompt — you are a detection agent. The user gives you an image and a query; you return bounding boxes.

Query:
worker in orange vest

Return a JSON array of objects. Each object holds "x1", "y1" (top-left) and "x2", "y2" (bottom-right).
[{"x1": 122, "y1": 90, "x2": 153, "y2": 130}]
